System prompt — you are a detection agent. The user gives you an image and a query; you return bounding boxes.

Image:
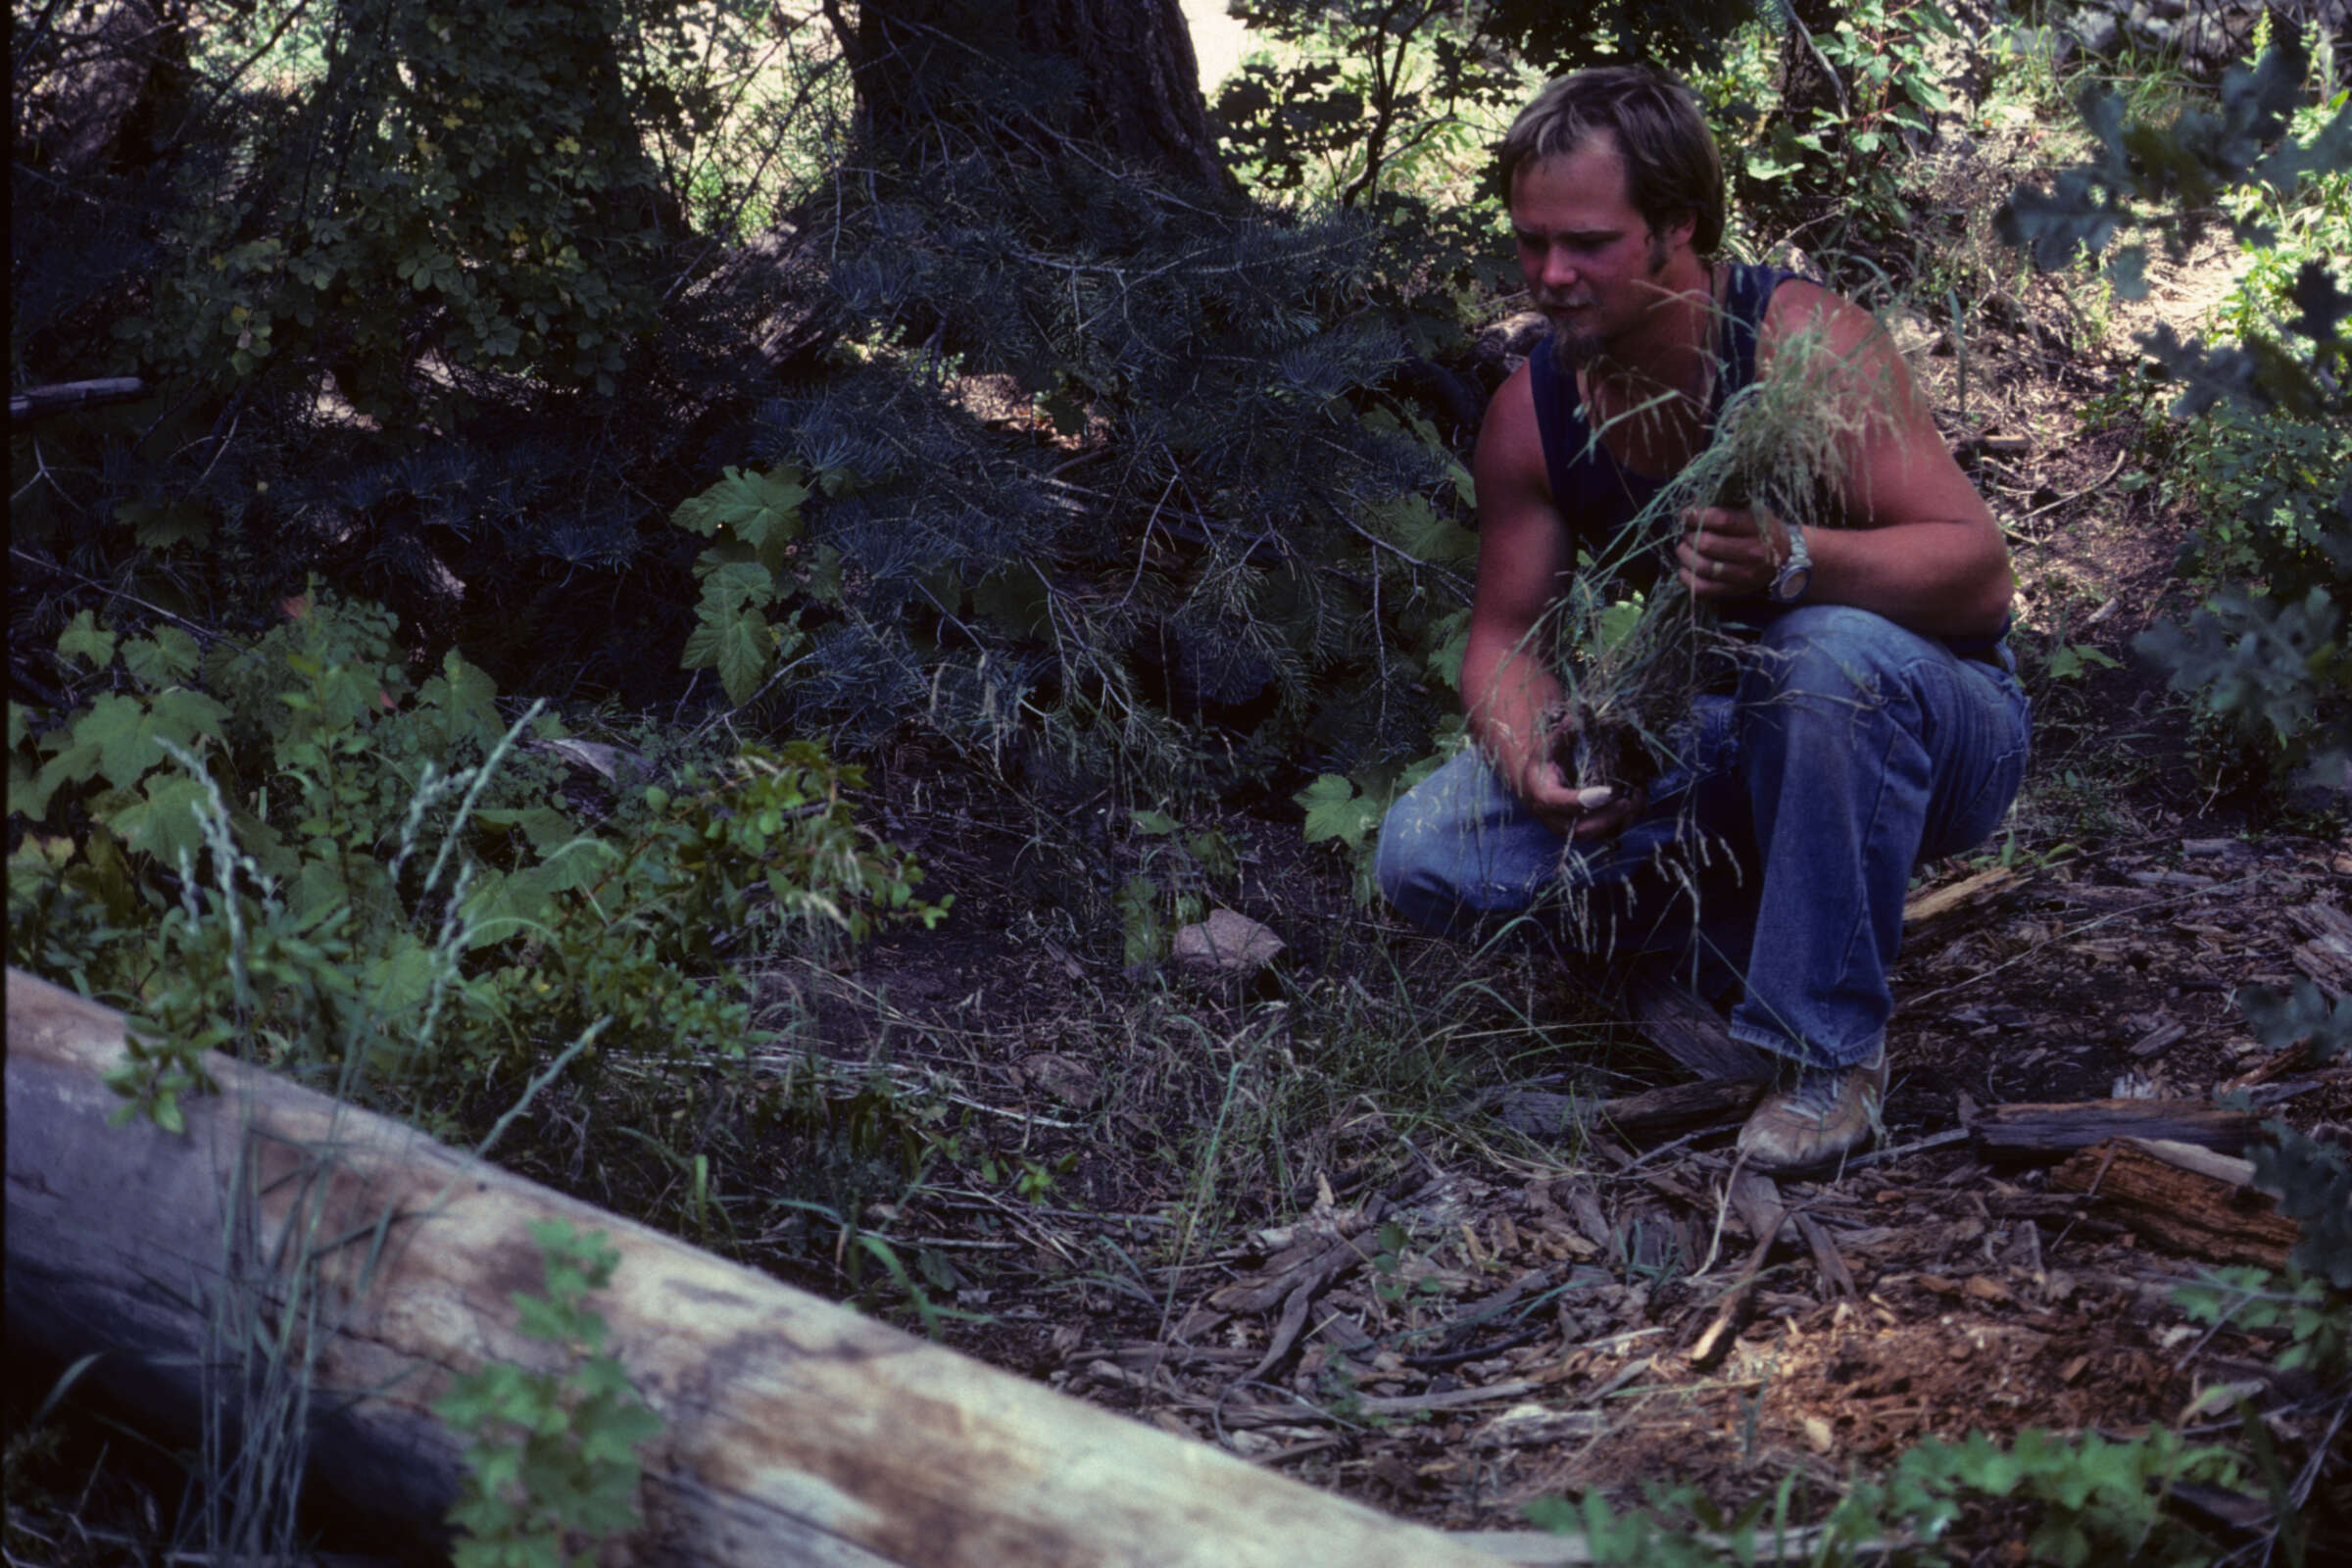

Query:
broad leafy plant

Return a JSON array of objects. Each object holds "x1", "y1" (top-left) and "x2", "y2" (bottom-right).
[{"x1": 7, "y1": 588, "x2": 944, "y2": 1118}]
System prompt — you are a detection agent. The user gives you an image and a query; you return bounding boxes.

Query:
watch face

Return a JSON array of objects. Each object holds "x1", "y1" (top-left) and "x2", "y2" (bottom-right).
[{"x1": 1772, "y1": 565, "x2": 1811, "y2": 604}]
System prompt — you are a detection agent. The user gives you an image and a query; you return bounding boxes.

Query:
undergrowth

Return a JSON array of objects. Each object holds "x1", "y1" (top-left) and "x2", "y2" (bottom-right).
[{"x1": 6, "y1": 587, "x2": 945, "y2": 1137}]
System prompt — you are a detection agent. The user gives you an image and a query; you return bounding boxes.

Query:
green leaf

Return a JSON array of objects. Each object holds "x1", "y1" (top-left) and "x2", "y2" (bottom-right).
[
  {"x1": 418, "y1": 652, "x2": 504, "y2": 749},
  {"x1": 681, "y1": 605, "x2": 776, "y2": 708},
  {"x1": 1425, "y1": 608, "x2": 1471, "y2": 693},
  {"x1": 119, "y1": 500, "x2": 213, "y2": 550},
  {"x1": 1366, "y1": 494, "x2": 1477, "y2": 564},
  {"x1": 122, "y1": 628, "x2": 201, "y2": 688},
  {"x1": 365, "y1": 936, "x2": 445, "y2": 1016},
  {"x1": 1130, "y1": 809, "x2": 1178, "y2": 836},
  {"x1": 103, "y1": 771, "x2": 216, "y2": 866},
  {"x1": 671, "y1": 466, "x2": 808, "y2": 573},
  {"x1": 57, "y1": 612, "x2": 118, "y2": 670},
  {"x1": 474, "y1": 807, "x2": 580, "y2": 855},
  {"x1": 1296, "y1": 773, "x2": 1380, "y2": 851},
  {"x1": 694, "y1": 551, "x2": 774, "y2": 616},
  {"x1": 72, "y1": 689, "x2": 230, "y2": 790}
]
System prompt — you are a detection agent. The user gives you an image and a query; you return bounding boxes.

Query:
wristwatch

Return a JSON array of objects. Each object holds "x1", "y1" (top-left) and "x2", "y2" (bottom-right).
[{"x1": 1768, "y1": 520, "x2": 1812, "y2": 604}]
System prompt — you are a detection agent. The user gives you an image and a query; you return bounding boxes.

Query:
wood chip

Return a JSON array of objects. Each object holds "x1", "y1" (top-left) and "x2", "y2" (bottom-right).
[
  {"x1": 1687, "y1": 1232, "x2": 1777, "y2": 1372},
  {"x1": 1963, "y1": 1275, "x2": 2015, "y2": 1305},
  {"x1": 1902, "y1": 865, "x2": 2024, "y2": 941},
  {"x1": 1728, "y1": 1169, "x2": 1788, "y2": 1246},
  {"x1": 1209, "y1": 1232, "x2": 1379, "y2": 1314},
  {"x1": 1794, "y1": 1211, "x2": 1856, "y2": 1300}
]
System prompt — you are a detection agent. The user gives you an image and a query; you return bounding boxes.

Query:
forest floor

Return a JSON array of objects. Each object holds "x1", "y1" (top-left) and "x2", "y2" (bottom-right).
[{"x1": 680, "y1": 134, "x2": 2352, "y2": 1555}]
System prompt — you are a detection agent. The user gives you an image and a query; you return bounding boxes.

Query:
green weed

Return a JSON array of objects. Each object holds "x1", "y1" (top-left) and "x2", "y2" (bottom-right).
[{"x1": 437, "y1": 1221, "x2": 662, "y2": 1568}]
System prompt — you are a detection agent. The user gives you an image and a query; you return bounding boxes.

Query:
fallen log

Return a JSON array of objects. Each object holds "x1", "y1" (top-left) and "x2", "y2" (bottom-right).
[
  {"x1": 3, "y1": 969, "x2": 1496, "y2": 1567},
  {"x1": 1598, "y1": 1078, "x2": 1760, "y2": 1142},
  {"x1": 1971, "y1": 1099, "x2": 2257, "y2": 1158},
  {"x1": 10, "y1": 376, "x2": 148, "y2": 425},
  {"x1": 2048, "y1": 1138, "x2": 2300, "y2": 1269}
]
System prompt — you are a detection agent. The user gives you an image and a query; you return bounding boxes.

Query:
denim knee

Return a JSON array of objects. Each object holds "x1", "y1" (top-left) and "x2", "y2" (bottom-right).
[
  {"x1": 1373, "y1": 786, "x2": 1446, "y2": 926},
  {"x1": 1747, "y1": 604, "x2": 1922, "y2": 704}
]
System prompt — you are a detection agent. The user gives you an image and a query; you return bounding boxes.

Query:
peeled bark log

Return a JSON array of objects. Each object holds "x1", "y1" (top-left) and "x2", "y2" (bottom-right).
[{"x1": 3, "y1": 968, "x2": 1494, "y2": 1567}]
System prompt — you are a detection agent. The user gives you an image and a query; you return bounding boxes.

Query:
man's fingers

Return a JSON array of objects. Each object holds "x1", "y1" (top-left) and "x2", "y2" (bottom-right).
[{"x1": 1568, "y1": 793, "x2": 1642, "y2": 841}]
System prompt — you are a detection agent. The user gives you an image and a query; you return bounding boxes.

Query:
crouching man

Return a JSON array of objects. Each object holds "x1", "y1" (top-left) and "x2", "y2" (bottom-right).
[{"x1": 1376, "y1": 68, "x2": 2031, "y2": 1173}]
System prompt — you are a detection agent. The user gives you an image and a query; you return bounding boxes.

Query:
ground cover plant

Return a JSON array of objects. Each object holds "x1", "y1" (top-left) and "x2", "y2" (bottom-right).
[{"x1": 7, "y1": 0, "x2": 2349, "y2": 1561}]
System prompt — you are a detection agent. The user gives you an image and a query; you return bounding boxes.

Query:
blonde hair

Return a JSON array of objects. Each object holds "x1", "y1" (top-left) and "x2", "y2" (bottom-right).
[{"x1": 1496, "y1": 67, "x2": 1724, "y2": 256}]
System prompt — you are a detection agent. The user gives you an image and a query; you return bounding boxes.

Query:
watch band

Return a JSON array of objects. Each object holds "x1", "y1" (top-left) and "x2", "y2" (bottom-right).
[{"x1": 1769, "y1": 521, "x2": 1812, "y2": 604}]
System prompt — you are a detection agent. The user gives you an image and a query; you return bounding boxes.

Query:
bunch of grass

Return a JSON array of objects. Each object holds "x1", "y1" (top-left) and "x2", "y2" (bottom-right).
[{"x1": 1535, "y1": 311, "x2": 1903, "y2": 796}]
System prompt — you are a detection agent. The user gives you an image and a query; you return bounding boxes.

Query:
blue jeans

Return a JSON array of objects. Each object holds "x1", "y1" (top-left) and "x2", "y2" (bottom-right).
[{"x1": 1375, "y1": 606, "x2": 2032, "y2": 1070}]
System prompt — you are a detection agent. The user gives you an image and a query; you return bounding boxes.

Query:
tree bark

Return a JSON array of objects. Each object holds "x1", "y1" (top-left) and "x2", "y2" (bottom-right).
[
  {"x1": 3, "y1": 969, "x2": 1496, "y2": 1567},
  {"x1": 825, "y1": 0, "x2": 1233, "y2": 193}
]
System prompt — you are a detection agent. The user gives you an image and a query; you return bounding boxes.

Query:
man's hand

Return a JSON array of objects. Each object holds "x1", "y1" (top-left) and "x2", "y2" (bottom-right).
[
  {"x1": 1677, "y1": 505, "x2": 1795, "y2": 602},
  {"x1": 1511, "y1": 724, "x2": 1645, "y2": 840}
]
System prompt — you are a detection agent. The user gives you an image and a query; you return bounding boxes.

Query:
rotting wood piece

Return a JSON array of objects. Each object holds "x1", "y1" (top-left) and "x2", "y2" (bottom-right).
[
  {"x1": 2048, "y1": 1138, "x2": 2301, "y2": 1269},
  {"x1": 2, "y1": 970, "x2": 1499, "y2": 1568},
  {"x1": 1599, "y1": 1079, "x2": 1761, "y2": 1142},
  {"x1": 1972, "y1": 1100, "x2": 2258, "y2": 1158}
]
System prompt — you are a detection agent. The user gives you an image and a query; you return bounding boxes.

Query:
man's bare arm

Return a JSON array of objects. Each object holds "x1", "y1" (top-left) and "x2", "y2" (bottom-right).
[
  {"x1": 1463, "y1": 366, "x2": 1638, "y2": 838},
  {"x1": 1678, "y1": 282, "x2": 2013, "y2": 637}
]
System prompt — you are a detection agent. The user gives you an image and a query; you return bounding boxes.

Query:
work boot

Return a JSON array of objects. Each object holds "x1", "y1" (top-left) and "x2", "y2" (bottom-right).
[{"x1": 1735, "y1": 1048, "x2": 1887, "y2": 1174}]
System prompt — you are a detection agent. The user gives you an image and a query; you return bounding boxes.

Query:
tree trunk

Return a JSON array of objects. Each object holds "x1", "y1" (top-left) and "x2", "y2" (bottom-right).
[
  {"x1": 4, "y1": 969, "x2": 1497, "y2": 1567},
  {"x1": 1776, "y1": 0, "x2": 1846, "y2": 129},
  {"x1": 15, "y1": 0, "x2": 193, "y2": 176},
  {"x1": 825, "y1": 0, "x2": 1233, "y2": 193}
]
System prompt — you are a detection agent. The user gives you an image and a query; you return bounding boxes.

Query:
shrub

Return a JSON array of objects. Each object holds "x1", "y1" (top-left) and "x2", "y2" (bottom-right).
[{"x1": 6, "y1": 588, "x2": 944, "y2": 1118}]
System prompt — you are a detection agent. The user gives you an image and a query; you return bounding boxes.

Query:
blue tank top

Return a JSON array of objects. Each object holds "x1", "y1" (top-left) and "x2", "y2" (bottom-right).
[{"x1": 1525, "y1": 261, "x2": 1792, "y2": 611}]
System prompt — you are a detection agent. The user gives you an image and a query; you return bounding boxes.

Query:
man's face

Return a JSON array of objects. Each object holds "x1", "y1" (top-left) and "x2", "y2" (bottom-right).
[{"x1": 1509, "y1": 135, "x2": 1689, "y2": 367}]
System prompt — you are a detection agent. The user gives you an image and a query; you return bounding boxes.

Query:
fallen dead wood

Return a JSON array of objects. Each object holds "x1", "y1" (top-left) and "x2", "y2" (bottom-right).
[
  {"x1": 1971, "y1": 1099, "x2": 2258, "y2": 1158},
  {"x1": 1686, "y1": 1231, "x2": 1778, "y2": 1371},
  {"x1": 3, "y1": 969, "x2": 1499, "y2": 1568},
  {"x1": 1597, "y1": 1079, "x2": 1760, "y2": 1142},
  {"x1": 2048, "y1": 1137, "x2": 2301, "y2": 1269},
  {"x1": 1490, "y1": 1079, "x2": 1759, "y2": 1146},
  {"x1": 1628, "y1": 979, "x2": 1772, "y2": 1081},
  {"x1": 1900, "y1": 864, "x2": 2024, "y2": 942},
  {"x1": 9, "y1": 377, "x2": 148, "y2": 425}
]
